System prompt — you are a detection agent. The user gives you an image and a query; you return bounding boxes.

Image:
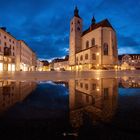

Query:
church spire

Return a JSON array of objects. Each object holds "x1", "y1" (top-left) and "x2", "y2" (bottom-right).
[
  {"x1": 91, "y1": 16, "x2": 96, "y2": 25},
  {"x1": 74, "y1": 6, "x2": 80, "y2": 18}
]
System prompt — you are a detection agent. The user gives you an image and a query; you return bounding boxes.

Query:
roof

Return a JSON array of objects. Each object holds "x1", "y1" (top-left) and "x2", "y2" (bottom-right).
[
  {"x1": 0, "y1": 27, "x2": 17, "y2": 41},
  {"x1": 82, "y1": 19, "x2": 115, "y2": 36},
  {"x1": 118, "y1": 54, "x2": 140, "y2": 60}
]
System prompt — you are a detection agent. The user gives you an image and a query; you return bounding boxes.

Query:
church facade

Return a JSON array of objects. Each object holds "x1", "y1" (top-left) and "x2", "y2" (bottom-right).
[{"x1": 69, "y1": 7, "x2": 118, "y2": 70}]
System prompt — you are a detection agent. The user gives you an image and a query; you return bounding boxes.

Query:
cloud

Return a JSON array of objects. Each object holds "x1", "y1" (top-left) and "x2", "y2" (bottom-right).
[{"x1": 0, "y1": 0, "x2": 139, "y2": 60}]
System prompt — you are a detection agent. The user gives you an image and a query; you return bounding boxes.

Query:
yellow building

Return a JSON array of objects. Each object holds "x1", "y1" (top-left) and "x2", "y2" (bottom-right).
[{"x1": 69, "y1": 7, "x2": 118, "y2": 70}]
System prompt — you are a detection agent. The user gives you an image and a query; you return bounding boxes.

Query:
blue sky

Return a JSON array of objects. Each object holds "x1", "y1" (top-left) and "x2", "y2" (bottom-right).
[{"x1": 0, "y1": 0, "x2": 140, "y2": 60}]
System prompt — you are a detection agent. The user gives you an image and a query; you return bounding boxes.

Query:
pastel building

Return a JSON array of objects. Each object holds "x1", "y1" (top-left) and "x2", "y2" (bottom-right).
[
  {"x1": 0, "y1": 27, "x2": 17, "y2": 71},
  {"x1": 0, "y1": 27, "x2": 37, "y2": 71},
  {"x1": 69, "y1": 7, "x2": 118, "y2": 70}
]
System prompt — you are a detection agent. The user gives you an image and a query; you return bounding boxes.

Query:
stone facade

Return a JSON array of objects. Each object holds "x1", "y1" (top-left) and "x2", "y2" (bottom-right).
[{"x1": 69, "y1": 7, "x2": 118, "y2": 70}]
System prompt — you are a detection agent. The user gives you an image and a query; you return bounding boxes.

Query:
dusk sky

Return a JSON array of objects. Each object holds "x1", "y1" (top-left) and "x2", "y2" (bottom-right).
[{"x1": 0, "y1": 0, "x2": 140, "y2": 60}]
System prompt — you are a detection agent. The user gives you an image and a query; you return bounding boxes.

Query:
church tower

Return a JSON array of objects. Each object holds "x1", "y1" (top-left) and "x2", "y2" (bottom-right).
[{"x1": 69, "y1": 6, "x2": 82, "y2": 67}]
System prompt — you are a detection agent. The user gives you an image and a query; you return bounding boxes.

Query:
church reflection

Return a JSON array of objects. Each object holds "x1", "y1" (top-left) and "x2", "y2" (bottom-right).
[
  {"x1": 0, "y1": 80, "x2": 37, "y2": 113},
  {"x1": 69, "y1": 78, "x2": 118, "y2": 129}
]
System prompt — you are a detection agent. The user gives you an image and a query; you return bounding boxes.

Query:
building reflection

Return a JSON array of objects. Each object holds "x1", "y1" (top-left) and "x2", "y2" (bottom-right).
[
  {"x1": 0, "y1": 81, "x2": 37, "y2": 113},
  {"x1": 69, "y1": 78, "x2": 118, "y2": 129},
  {"x1": 120, "y1": 77, "x2": 140, "y2": 88}
]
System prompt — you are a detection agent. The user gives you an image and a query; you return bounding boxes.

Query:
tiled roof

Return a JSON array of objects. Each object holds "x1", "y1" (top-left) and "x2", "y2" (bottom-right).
[{"x1": 82, "y1": 19, "x2": 114, "y2": 36}]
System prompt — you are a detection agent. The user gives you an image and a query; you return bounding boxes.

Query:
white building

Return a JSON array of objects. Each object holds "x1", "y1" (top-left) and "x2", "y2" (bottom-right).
[{"x1": 69, "y1": 7, "x2": 118, "y2": 70}]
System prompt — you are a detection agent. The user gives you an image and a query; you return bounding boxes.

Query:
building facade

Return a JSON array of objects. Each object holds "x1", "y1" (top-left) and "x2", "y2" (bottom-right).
[
  {"x1": 0, "y1": 27, "x2": 17, "y2": 71},
  {"x1": 69, "y1": 7, "x2": 118, "y2": 70},
  {"x1": 118, "y1": 54, "x2": 140, "y2": 70},
  {"x1": 0, "y1": 27, "x2": 37, "y2": 71}
]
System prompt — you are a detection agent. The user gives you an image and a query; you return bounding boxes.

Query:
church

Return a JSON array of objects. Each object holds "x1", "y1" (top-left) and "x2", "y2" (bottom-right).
[{"x1": 69, "y1": 7, "x2": 118, "y2": 70}]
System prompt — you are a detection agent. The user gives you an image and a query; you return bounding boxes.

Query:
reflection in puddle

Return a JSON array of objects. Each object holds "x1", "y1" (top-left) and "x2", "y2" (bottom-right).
[
  {"x1": 0, "y1": 81, "x2": 37, "y2": 113},
  {"x1": 69, "y1": 78, "x2": 118, "y2": 129},
  {"x1": 0, "y1": 77, "x2": 139, "y2": 139}
]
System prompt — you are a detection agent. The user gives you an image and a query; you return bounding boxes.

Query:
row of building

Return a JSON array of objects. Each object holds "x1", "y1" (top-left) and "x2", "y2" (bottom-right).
[
  {"x1": 51, "y1": 7, "x2": 140, "y2": 71},
  {"x1": 1, "y1": 7, "x2": 139, "y2": 72}
]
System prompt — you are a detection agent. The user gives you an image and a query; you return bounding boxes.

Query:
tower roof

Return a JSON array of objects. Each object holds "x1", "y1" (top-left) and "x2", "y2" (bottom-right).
[{"x1": 74, "y1": 6, "x2": 81, "y2": 18}]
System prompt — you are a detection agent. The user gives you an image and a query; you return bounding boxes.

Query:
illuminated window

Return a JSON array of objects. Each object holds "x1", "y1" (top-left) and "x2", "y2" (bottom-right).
[{"x1": 103, "y1": 43, "x2": 108, "y2": 55}]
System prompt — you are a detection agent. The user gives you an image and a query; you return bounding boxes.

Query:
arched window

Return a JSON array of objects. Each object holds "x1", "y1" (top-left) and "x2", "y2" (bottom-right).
[
  {"x1": 86, "y1": 41, "x2": 89, "y2": 49},
  {"x1": 91, "y1": 38, "x2": 95, "y2": 46},
  {"x1": 103, "y1": 43, "x2": 108, "y2": 55}
]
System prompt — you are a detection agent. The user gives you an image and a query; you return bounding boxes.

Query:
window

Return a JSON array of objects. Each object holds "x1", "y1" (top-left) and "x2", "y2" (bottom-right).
[
  {"x1": 77, "y1": 27, "x2": 80, "y2": 31},
  {"x1": 104, "y1": 88, "x2": 109, "y2": 99},
  {"x1": 92, "y1": 84, "x2": 96, "y2": 90},
  {"x1": 103, "y1": 43, "x2": 108, "y2": 55},
  {"x1": 13, "y1": 41, "x2": 14, "y2": 44},
  {"x1": 4, "y1": 36, "x2": 6, "y2": 39},
  {"x1": 85, "y1": 84, "x2": 88, "y2": 90},
  {"x1": 85, "y1": 54, "x2": 88, "y2": 60},
  {"x1": 92, "y1": 54, "x2": 96, "y2": 60},
  {"x1": 80, "y1": 83, "x2": 83, "y2": 88},
  {"x1": 86, "y1": 41, "x2": 89, "y2": 49},
  {"x1": 80, "y1": 55, "x2": 83, "y2": 61},
  {"x1": 71, "y1": 28, "x2": 73, "y2": 32},
  {"x1": 4, "y1": 42, "x2": 6, "y2": 47},
  {"x1": 0, "y1": 39, "x2": 1, "y2": 44},
  {"x1": 78, "y1": 20, "x2": 80, "y2": 24},
  {"x1": 91, "y1": 38, "x2": 95, "y2": 46},
  {"x1": 9, "y1": 39, "x2": 11, "y2": 42}
]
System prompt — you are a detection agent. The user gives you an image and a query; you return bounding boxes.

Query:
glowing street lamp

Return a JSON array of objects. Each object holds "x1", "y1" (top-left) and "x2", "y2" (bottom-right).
[{"x1": 96, "y1": 52, "x2": 99, "y2": 56}]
